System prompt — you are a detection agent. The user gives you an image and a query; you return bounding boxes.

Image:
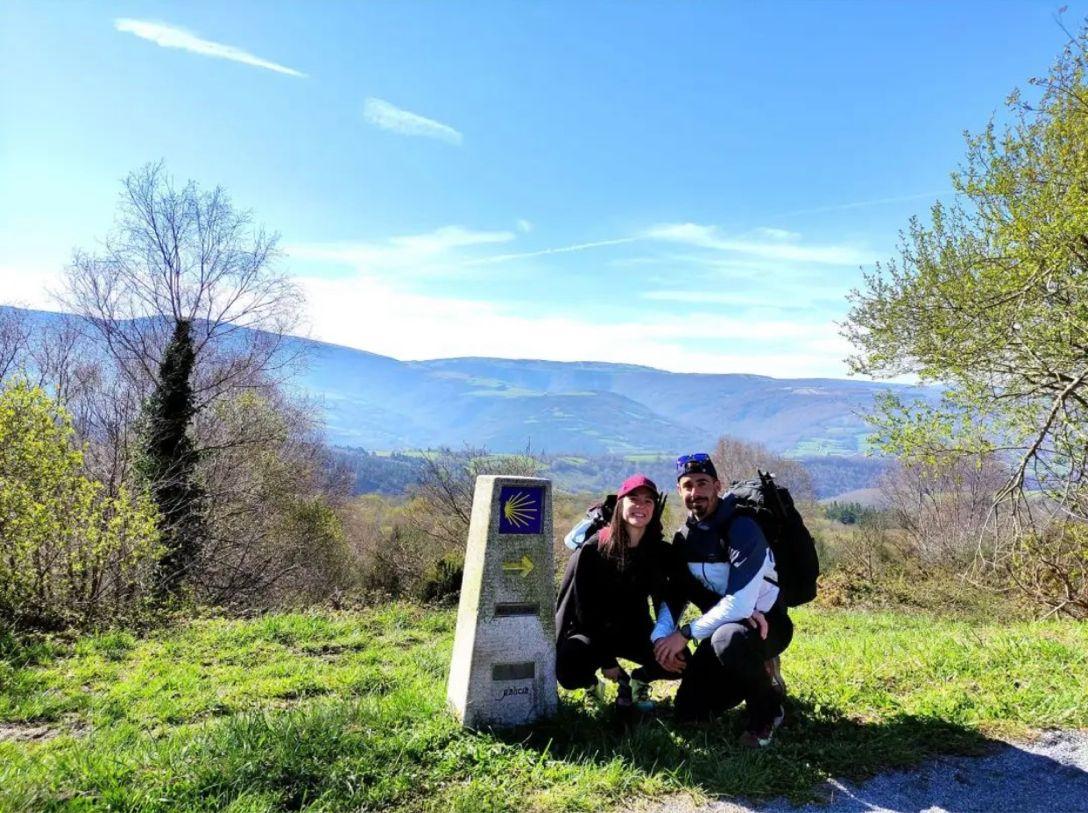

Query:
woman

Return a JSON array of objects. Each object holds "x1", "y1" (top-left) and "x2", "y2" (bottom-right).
[{"x1": 554, "y1": 473, "x2": 685, "y2": 710}]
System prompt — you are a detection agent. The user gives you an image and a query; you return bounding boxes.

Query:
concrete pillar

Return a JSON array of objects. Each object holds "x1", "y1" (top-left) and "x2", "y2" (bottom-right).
[{"x1": 447, "y1": 475, "x2": 558, "y2": 728}]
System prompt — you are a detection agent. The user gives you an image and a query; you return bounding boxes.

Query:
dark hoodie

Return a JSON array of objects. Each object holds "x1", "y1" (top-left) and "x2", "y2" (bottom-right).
[{"x1": 554, "y1": 529, "x2": 684, "y2": 668}]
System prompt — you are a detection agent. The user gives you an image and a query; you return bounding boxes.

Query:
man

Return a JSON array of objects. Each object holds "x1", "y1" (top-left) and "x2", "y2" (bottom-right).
[{"x1": 651, "y1": 452, "x2": 794, "y2": 747}]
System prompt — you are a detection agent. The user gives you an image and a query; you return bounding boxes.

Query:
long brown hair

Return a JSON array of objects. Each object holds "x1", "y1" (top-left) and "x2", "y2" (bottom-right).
[{"x1": 598, "y1": 492, "x2": 663, "y2": 568}]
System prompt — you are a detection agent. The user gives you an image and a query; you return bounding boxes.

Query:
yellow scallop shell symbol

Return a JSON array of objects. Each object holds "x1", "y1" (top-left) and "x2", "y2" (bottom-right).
[{"x1": 502, "y1": 491, "x2": 537, "y2": 528}]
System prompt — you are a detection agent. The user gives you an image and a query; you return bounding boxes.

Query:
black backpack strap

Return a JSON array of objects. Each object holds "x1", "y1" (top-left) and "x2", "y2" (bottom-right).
[{"x1": 710, "y1": 496, "x2": 764, "y2": 559}]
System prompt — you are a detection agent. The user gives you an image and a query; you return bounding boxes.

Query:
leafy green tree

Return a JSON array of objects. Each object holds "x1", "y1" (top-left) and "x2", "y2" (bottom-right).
[
  {"x1": 824, "y1": 501, "x2": 879, "y2": 526},
  {"x1": 845, "y1": 28, "x2": 1088, "y2": 524},
  {"x1": 0, "y1": 380, "x2": 159, "y2": 630}
]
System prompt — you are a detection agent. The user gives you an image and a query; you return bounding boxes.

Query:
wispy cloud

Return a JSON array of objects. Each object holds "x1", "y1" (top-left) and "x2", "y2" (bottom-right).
[
  {"x1": 387, "y1": 226, "x2": 512, "y2": 254},
  {"x1": 468, "y1": 237, "x2": 641, "y2": 266},
  {"x1": 363, "y1": 98, "x2": 463, "y2": 145},
  {"x1": 287, "y1": 226, "x2": 513, "y2": 273},
  {"x1": 643, "y1": 288, "x2": 845, "y2": 309},
  {"x1": 754, "y1": 227, "x2": 801, "y2": 242},
  {"x1": 296, "y1": 273, "x2": 855, "y2": 377},
  {"x1": 770, "y1": 191, "x2": 955, "y2": 218},
  {"x1": 645, "y1": 222, "x2": 876, "y2": 265},
  {"x1": 0, "y1": 264, "x2": 63, "y2": 311},
  {"x1": 465, "y1": 222, "x2": 876, "y2": 270},
  {"x1": 114, "y1": 19, "x2": 306, "y2": 77},
  {"x1": 284, "y1": 215, "x2": 878, "y2": 377}
]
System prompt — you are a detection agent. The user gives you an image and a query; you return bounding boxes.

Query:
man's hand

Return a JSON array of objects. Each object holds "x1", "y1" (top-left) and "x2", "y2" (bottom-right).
[
  {"x1": 653, "y1": 631, "x2": 689, "y2": 673},
  {"x1": 747, "y1": 610, "x2": 768, "y2": 640}
]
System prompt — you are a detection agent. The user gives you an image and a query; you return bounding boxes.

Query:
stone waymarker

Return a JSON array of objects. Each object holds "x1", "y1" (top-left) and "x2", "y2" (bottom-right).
[{"x1": 447, "y1": 475, "x2": 558, "y2": 728}]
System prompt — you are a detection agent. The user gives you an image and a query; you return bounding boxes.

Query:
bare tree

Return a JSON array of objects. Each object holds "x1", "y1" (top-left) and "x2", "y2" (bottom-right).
[
  {"x1": 0, "y1": 308, "x2": 148, "y2": 509},
  {"x1": 193, "y1": 384, "x2": 351, "y2": 606},
  {"x1": 25, "y1": 315, "x2": 100, "y2": 405},
  {"x1": 60, "y1": 161, "x2": 305, "y2": 410},
  {"x1": 56, "y1": 163, "x2": 311, "y2": 600},
  {"x1": 711, "y1": 436, "x2": 815, "y2": 502},
  {"x1": 0, "y1": 306, "x2": 31, "y2": 382},
  {"x1": 410, "y1": 447, "x2": 541, "y2": 548},
  {"x1": 877, "y1": 455, "x2": 1012, "y2": 565},
  {"x1": 337, "y1": 449, "x2": 547, "y2": 603},
  {"x1": 1007, "y1": 522, "x2": 1088, "y2": 619}
]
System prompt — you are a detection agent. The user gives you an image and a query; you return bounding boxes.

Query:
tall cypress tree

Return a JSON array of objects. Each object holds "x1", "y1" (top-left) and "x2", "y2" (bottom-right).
[{"x1": 145, "y1": 319, "x2": 205, "y2": 597}]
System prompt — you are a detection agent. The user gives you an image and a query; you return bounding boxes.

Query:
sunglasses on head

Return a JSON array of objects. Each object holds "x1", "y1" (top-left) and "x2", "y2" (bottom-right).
[{"x1": 675, "y1": 452, "x2": 712, "y2": 475}]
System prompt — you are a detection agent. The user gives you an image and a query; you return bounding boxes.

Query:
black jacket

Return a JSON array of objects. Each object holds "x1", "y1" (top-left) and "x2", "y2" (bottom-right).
[{"x1": 555, "y1": 532, "x2": 686, "y2": 668}]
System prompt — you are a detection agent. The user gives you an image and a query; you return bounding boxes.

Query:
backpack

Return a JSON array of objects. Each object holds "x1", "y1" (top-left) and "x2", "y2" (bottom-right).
[
  {"x1": 563, "y1": 495, "x2": 617, "y2": 550},
  {"x1": 726, "y1": 470, "x2": 819, "y2": 607},
  {"x1": 563, "y1": 492, "x2": 668, "y2": 550}
]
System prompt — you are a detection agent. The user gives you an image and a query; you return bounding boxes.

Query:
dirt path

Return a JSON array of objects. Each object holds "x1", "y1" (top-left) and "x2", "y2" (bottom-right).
[{"x1": 634, "y1": 730, "x2": 1088, "y2": 813}]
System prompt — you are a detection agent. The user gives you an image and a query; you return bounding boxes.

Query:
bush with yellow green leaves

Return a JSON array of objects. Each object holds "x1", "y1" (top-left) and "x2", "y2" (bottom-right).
[{"x1": 0, "y1": 380, "x2": 160, "y2": 630}]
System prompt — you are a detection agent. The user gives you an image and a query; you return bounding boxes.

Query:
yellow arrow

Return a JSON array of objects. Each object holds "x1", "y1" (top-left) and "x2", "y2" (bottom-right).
[{"x1": 501, "y1": 555, "x2": 535, "y2": 578}]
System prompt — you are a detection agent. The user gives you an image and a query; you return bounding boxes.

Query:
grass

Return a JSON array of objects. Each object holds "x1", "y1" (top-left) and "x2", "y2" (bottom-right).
[{"x1": 2, "y1": 604, "x2": 1086, "y2": 812}]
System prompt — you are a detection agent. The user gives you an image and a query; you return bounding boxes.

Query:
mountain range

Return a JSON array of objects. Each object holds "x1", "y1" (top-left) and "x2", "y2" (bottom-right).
[
  {"x1": 296, "y1": 337, "x2": 929, "y2": 457},
  {"x1": 5, "y1": 306, "x2": 931, "y2": 458}
]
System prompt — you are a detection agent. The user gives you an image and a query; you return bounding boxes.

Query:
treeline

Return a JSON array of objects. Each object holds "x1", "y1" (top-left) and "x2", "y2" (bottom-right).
[
  {"x1": 332, "y1": 448, "x2": 427, "y2": 495},
  {"x1": 797, "y1": 456, "x2": 889, "y2": 501},
  {"x1": 823, "y1": 501, "x2": 884, "y2": 526},
  {"x1": 332, "y1": 446, "x2": 887, "y2": 501}
]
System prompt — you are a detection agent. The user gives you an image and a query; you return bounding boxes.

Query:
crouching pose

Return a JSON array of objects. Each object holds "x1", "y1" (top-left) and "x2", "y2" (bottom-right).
[
  {"x1": 652, "y1": 453, "x2": 793, "y2": 747},
  {"x1": 555, "y1": 474, "x2": 685, "y2": 711}
]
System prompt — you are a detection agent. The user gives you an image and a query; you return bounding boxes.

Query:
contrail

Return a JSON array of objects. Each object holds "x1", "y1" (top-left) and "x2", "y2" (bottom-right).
[{"x1": 770, "y1": 190, "x2": 957, "y2": 218}]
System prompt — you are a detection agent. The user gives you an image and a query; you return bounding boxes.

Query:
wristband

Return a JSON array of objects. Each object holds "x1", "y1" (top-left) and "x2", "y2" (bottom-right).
[{"x1": 679, "y1": 623, "x2": 693, "y2": 640}]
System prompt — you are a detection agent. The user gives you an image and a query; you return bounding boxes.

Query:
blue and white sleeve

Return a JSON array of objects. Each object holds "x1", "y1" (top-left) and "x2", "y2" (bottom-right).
[
  {"x1": 651, "y1": 601, "x2": 680, "y2": 642},
  {"x1": 688, "y1": 517, "x2": 769, "y2": 640}
]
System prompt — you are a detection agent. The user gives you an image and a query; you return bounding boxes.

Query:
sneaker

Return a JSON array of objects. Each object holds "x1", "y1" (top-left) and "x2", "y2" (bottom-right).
[
  {"x1": 581, "y1": 680, "x2": 607, "y2": 707},
  {"x1": 739, "y1": 704, "x2": 785, "y2": 749},
  {"x1": 629, "y1": 678, "x2": 655, "y2": 712}
]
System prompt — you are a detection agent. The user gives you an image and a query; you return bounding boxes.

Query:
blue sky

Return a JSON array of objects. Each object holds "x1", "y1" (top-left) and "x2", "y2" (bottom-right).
[{"x1": 0, "y1": 1, "x2": 1073, "y2": 377}]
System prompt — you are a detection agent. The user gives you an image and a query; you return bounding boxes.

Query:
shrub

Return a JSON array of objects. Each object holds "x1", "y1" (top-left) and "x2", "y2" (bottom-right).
[
  {"x1": 0, "y1": 380, "x2": 160, "y2": 630},
  {"x1": 824, "y1": 501, "x2": 884, "y2": 526},
  {"x1": 1007, "y1": 521, "x2": 1088, "y2": 619},
  {"x1": 339, "y1": 448, "x2": 543, "y2": 603},
  {"x1": 418, "y1": 556, "x2": 464, "y2": 604},
  {"x1": 194, "y1": 390, "x2": 351, "y2": 608}
]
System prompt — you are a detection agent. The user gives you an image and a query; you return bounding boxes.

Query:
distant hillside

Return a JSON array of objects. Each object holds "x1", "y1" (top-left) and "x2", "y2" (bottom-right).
[
  {"x1": 301, "y1": 344, "x2": 932, "y2": 457},
  {"x1": 6, "y1": 306, "x2": 932, "y2": 459}
]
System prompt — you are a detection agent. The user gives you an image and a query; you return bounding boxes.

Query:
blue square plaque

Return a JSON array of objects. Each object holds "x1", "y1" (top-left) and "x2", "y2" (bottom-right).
[{"x1": 497, "y1": 486, "x2": 545, "y2": 535}]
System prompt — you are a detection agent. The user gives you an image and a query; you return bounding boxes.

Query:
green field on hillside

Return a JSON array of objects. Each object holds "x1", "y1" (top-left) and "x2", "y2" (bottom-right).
[{"x1": 3, "y1": 605, "x2": 1086, "y2": 812}]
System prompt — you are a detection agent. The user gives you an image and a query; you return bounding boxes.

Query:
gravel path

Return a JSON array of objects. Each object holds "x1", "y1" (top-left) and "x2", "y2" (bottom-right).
[{"x1": 635, "y1": 730, "x2": 1088, "y2": 813}]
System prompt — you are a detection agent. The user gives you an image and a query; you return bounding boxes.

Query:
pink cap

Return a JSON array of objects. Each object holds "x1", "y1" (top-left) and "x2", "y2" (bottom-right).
[{"x1": 616, "y1": 474, "x2": 659, "y2": 499}]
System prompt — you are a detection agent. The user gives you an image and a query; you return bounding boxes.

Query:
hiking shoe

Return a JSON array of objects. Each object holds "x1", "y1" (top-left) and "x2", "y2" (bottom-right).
[
  {"x1": 580, "y1": 680, "x2": 607, "y2": 707},
  {"x1": 739, "y1": 704, "x2": 785, "y2": 749},
  {"x1": 629, "y1": 678, "x2": 655, "y2": 712}
]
